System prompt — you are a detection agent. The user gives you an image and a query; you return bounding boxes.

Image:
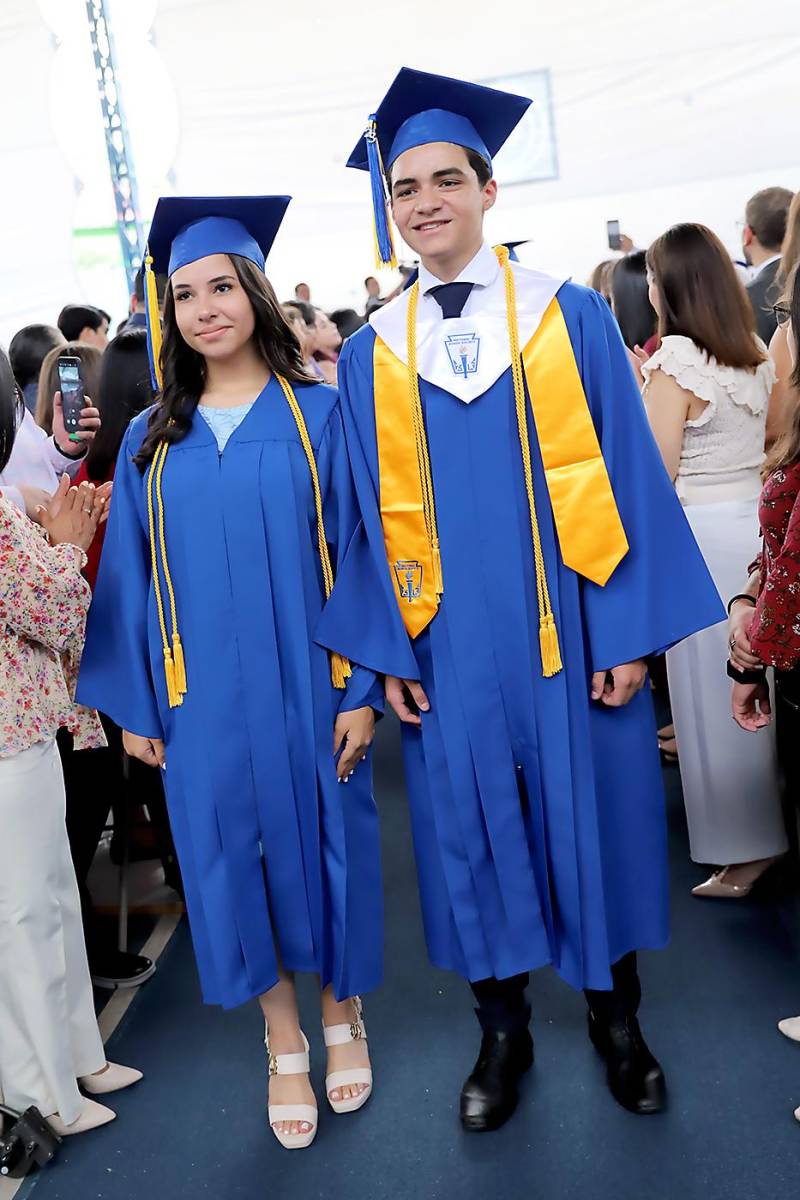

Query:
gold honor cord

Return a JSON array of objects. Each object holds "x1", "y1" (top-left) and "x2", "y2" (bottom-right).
[
  {"x1": 401, "y1": 249, "x2": 562, "y2": 678},
  {"x1": 495, "y1": 244, "x2": 562, "y2": 678},
  {"x1": 405, "y1": 283, "x2": 444, "y2": 598},
  {"x1": 145, "y1": 378, "x2": 353, "y2": 709},
  {"x1": 146, "y1": 442, "x2": 186, "y2": 708},
  {"x1": 275, "y1": 373, "x2": 352, "y2": 689}
]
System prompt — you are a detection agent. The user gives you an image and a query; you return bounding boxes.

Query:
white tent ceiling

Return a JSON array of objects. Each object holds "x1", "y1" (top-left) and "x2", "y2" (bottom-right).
[{"x1": 1, "y1": 0, "x2": 799, "y2": 342}]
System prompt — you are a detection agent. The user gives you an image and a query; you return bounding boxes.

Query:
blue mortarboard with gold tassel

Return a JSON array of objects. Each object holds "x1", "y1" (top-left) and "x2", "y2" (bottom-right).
[
  {"x1": 346, "y1": 67, "x2": 532, "y2": 268},
  {"x1": 142, "y1": 195, "x2": 291, "y2": 390},
  {"x1": 139, "y1": 194, "x2": 352, "y2": 706}
]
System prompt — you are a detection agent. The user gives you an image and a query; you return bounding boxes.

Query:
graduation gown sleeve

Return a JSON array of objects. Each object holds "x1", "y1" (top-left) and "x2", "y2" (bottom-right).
[
  {"x1": 563, "y1": 287, "x2": 726, "y2": 669},
  {"x1": 315, "y1": 334, "x2": 421, "y2": 683},
  {"x1": 77, "y1": 416, "x2": 163, "y2": 739},
  {"x1": 318, "y1": 404, "x2": 385, "y2": 715}
]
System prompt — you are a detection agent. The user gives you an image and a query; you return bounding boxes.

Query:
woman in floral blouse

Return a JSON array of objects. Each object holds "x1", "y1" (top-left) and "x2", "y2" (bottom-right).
[
  {"x1": 0, "y1": 349, "x2": 141, "y2": 1136},
  {"x1": 727, "y1": 264, "x2": 800, "y2": 1121}
]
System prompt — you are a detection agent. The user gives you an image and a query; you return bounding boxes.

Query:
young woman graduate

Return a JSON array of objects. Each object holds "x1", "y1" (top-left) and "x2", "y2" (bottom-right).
[
  {"x1": 77, "y1": 197, "x2": 381, "y2": 1150},
  {"x1": 315, "y1": 69, "x2": 726, "y2": 1133}
]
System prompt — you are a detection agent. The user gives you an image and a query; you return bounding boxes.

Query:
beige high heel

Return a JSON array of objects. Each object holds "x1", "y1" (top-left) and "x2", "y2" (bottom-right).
[
  {"x1": 778, "y1": 1016, "x2": 800, "y2": 1043},
  {"x1": 692, "y1": 857, "x2": 781, "y2": 899},
  {"x1": 46, "y1": 1098, "x2": 116, "y2": 1136},
  {"x1": 323, "y1": 997, "x2": 373, "y2": 1114},
  {"x1": 265, "y1": 1027, "x2": 317, "y2": 1150},
  {"x1": 691, "y1": 868, "x2": 755, "y2": 899},
  {"x1": 79, "y1": 1062, "x2": 143, "y2": 1095}
]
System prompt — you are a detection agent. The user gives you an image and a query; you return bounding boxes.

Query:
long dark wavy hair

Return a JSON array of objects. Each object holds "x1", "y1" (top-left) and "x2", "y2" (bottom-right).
[
  {"x1": 134, "y1": 255, "x2": 313, "y2": 469},
  {"x1": 646, "y1": 223, "x2": 766, "y2": 371},
  {"x1": 86, "y1": 328, "x2": 154, "y2": 481},
  {"x1": 0, "y1": 347, "x2": 22, "y2": 474},
  {"x1": 764, "y1": 264, "x2": 800, "y2": 476}
]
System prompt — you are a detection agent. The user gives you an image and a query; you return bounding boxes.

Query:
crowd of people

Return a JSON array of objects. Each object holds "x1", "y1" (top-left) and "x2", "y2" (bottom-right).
[{"x1": 1, "y1": 64, "x2": 800, "y2": 1169}]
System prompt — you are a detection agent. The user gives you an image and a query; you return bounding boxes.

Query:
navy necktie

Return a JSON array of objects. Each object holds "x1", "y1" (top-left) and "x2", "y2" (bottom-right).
[{"x1": 428, "y1": 281, "x2": 474, "y2": 319}]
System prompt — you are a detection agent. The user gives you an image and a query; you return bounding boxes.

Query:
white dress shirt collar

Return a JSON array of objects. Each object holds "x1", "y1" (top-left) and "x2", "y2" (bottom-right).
[
  {"x1": 418, "y1": 241, "x2": 500, "y2": 296},
  {"x1": 752, "y1": 253, "x2": 781, "y2": 278}
]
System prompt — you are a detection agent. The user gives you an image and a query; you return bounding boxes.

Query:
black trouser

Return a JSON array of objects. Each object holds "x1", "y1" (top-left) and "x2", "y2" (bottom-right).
[
  {"x1": 775, "y1": 667, "x2": 800, "y2": 863},
  {"x1": 59, "y1": 714, "x2": 176, "y2": 959},
  {"x1": 470, "y1": 951, "x2": 641, "y2": 1034}
]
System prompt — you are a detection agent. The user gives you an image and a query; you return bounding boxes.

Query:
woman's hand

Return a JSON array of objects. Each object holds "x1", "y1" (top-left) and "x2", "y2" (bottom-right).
[
  {"x1": 731, "y1": 680, "x2": 772, "y2": 731},
  {"x1": 36, "y1": 477, "x2": 105, "y2": 550},
  {"x1": 591, "y1": 660, "x2": 647, "y2": 707},
  {"x1": 17, "y1": 484, "x2": 54, "y2": 523},
  {"x1": 728, "y1": 599, "x2": 762, "y2": 671},
  {"x1": 122, "y1": 730, "x2": 166, "y2": 769},
  {"x1": 52, "y1": 391, "x2": 101, "y2": 458},
  {"x1": 333, "y1": 706, "x2": 375, "y2": 781},
  {"x1": 385, "y1": 676, "x2": 430, "y2": 726}
]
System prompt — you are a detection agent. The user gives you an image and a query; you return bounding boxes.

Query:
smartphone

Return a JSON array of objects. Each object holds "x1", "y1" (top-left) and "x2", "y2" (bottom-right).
[
  {"x1": 607, "y1": 219, "x2": 622, "y2": 252},
  {"x1": 57, "y1": 357, "x2": 85, "y2": 434}
]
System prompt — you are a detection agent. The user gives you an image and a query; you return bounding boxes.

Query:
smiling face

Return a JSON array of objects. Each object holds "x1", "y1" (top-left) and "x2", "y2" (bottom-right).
[
  {"x1": 171, "y1": 253, "x2": 256, "y2": 360},
  {"x1": 389, "y1": 142, "x2": 496, "y2": 274}
]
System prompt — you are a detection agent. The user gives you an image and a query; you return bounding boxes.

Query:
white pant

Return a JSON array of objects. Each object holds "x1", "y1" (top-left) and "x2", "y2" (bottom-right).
[{"x1": 0, "y1": 739, "x2": 104, "y2": 1122}]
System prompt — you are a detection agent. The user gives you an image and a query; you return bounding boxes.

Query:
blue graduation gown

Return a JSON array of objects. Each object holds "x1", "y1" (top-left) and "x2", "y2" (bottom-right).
[
  {"x1": 316, "y1": 284, "x2": 725, "y2": 991},
  {"x1": 78, "y1": 378, "x2": 384, "y2": 1009}
]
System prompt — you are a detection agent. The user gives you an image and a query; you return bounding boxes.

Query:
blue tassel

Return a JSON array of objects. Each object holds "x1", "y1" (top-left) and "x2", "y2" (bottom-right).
[{"x1": 365, "y1": 117, "x2": 397, "y2": 269}]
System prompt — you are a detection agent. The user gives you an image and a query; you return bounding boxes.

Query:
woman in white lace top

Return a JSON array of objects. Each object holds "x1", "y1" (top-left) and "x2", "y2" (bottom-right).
[{"x1": 643, "y1": 223, "x2": 787, "y2": 897}]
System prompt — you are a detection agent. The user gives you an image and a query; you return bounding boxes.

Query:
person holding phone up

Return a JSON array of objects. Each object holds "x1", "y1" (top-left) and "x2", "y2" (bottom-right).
[
  {"x1": 0, "y1": 350, "x2": 101, "y2": 521},
  {"x1": 0, "y1": 351, "x2": 142, "y2": 1137}
]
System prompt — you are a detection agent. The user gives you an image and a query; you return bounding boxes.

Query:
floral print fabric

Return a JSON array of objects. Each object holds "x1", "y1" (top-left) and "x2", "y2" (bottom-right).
[{"x1": 0, "y1": 498, "x2": 104, "y2": 756}]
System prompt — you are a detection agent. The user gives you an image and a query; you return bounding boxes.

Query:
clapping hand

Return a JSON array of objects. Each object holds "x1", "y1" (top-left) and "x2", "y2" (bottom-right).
[{"x1": 36, "y1": 476, "x2": 106, "y2": 551}]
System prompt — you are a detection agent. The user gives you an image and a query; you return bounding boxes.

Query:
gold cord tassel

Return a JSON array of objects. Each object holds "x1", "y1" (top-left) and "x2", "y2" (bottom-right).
[
  {"x1": 539, "y1": 612, "x2": 563, "y2": 678},
  {"x1": 147, "y1": 442, "x2": 186, "y2": 708},
  {"x1": 496, "y1": 245, "x2": 562, "y2": 678},
  {"x1": 163, "y1": 647, "x2": 179, "y2": 708},
  {"x1": 275, "y1": 374, "x2": 353, "y2": 689},
  {"x1": 172, "y1": 633, "x2": 187, "y2": 695},
  {"x1": 330, "y1": 652, "x2": 352, "y2": 690}
]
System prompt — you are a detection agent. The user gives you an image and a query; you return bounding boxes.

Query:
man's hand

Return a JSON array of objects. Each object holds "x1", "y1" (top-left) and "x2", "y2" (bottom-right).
[
  {"x1": 52, "y1": 391, "x2": 101, "y2": 458},
  {"x1": 122, "y1": 730, "x2": 165, "y2": 768},
  {"x1": 385, "y1": 675, "x2": 430, "y2": 726},
  {"x1": 17, "y1": 484, "x2": 54, "y2": 523},
  {"x1": 728, "y1": 599, "x2": 762, "y2": 671},
  {"x1": 333, "y1": 705, "x2": 375, "y2": 781},
  {"x1": 731, "y1": 680, "x2": 772, "y2": 731},
  {"x1": 591, "y1": 660, "x2": 647, "y2": 708}
]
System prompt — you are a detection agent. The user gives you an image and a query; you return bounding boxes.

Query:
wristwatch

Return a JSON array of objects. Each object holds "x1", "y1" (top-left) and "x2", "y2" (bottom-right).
[{"x1": 726, "y1": 658, "x2": 766, "y2": 684}]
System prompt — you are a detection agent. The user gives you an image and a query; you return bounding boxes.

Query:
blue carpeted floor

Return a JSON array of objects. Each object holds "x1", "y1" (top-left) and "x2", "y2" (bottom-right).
[{"x1": 20, "y1": 718, "x2": 800, "y2": 1200}]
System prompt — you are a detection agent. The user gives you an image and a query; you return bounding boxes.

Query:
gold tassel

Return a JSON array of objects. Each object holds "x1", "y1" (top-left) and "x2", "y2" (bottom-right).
[
  {"x1": 330, "y1": 652, "x2": 353, "y2": 690},
  {"x1": 144, "y1": 252, "x2": 163, "y2": 393},
  {"x1": 172, "y1": 633, "x2": 187, "y2": 695},
  {"x1": 163, "y1": 647, "x2": 181, "y2": 708},
  {"x1": 274, "y1": 374, "x2": 353, "y2": 691},
  {"x1": 539, "y1": 613, "x2": 563, "y2": 678},
  {"x1": 431, "y1": 540, "x2": 444, "y2": 597}
]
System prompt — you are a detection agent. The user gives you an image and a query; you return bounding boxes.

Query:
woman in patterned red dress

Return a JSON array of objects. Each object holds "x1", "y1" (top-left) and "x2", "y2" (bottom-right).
[{"x1": 727, "y1": 264, "x2": 800, "y2": 1122}]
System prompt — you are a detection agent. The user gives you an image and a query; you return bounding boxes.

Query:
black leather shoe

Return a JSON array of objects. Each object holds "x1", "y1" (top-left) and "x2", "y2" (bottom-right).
[
  {"x1": 460, "y1": 1027, "x2": 534, "y2": 1132},
  {"x1": 90, "y1": 950, "x2": 156, "y2": 991},
  {"x1": 588, "y1": 1011, "x2": 666, "y2": 1114}
]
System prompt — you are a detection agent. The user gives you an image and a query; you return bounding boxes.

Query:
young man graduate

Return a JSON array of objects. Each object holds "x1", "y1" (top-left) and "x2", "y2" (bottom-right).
[{"x1": 315, "y1": 68, "x2": 725, "y2": 1131}]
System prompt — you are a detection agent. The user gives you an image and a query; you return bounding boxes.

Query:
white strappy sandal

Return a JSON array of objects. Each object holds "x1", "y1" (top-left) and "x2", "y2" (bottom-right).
[
  {"x1": 265, "y1": 1027, "x2": 318, "y2": 1150},
  {"x1": 323, "y1": 997, "x2": 373, "y2": 1114}
]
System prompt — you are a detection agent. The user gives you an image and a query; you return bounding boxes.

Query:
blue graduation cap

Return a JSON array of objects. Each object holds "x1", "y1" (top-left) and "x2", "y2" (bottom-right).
[
  {"x1": 347, "y1": 68, "x2": 532, "y2": 268},
  {"x1": 503, "y1": 240, "x2": 530, "y2": 263},
  {"x1": 143, "y1": 195, "x2": 291, "y2": 391}
]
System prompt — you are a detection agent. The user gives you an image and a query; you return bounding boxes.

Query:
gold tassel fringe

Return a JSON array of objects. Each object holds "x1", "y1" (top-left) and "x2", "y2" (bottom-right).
[
  {"x1": 172, "y1": 633, "x2": 187, "y2": 695},
  {"x1": 539, "y1": 614, "x2": 563, "y2": 678}
]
